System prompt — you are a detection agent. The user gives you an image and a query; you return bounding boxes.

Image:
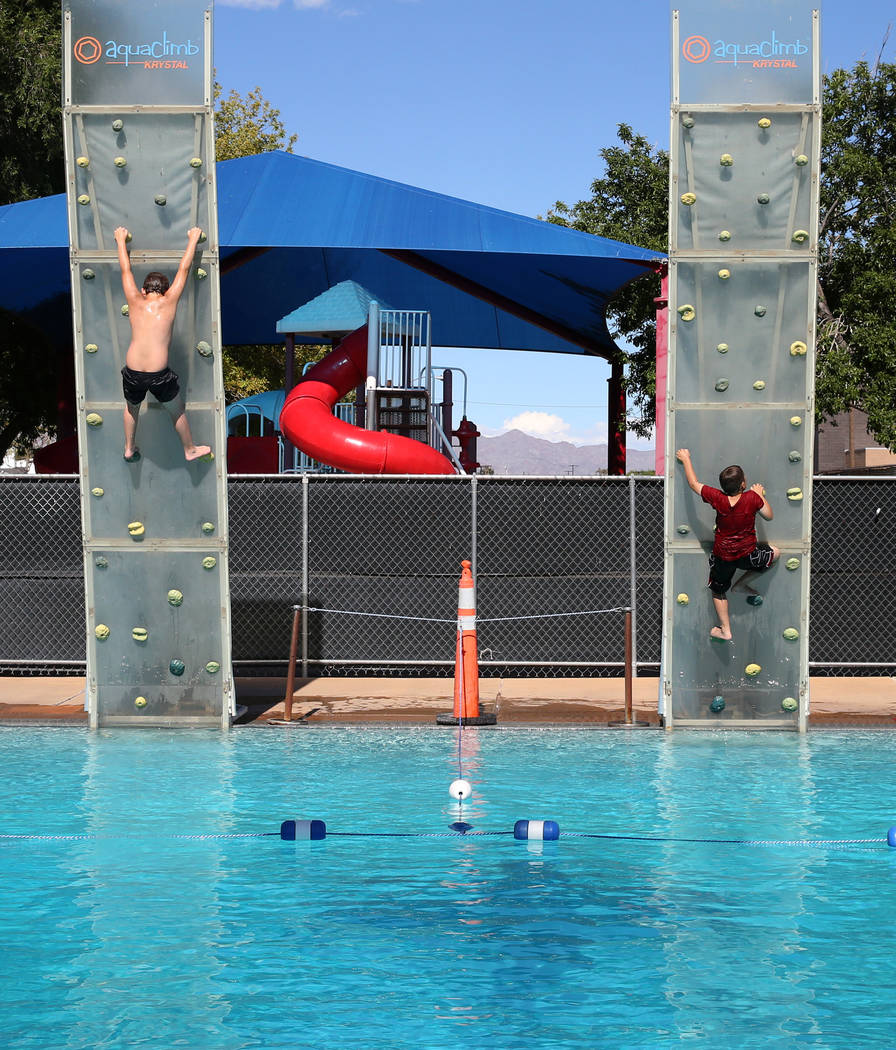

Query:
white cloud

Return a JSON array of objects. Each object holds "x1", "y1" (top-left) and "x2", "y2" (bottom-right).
[
  {"x1": 217, "y1": 0, "x2": 282, "y2": 8},
  {"x1": 294, "y1": 0, "x2": 329, "y2": 6},
  {"x1": 502, "y1": 411, "x2": 574, "y2": 443}
]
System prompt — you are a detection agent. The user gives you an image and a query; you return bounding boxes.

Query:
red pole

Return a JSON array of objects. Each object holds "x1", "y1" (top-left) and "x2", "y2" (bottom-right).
[{"x1": 607, "y1": 358, "x2": 626, "y2": 476}]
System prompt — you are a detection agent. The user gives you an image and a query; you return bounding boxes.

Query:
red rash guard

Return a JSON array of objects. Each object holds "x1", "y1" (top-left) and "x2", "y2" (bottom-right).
[{"x1": 700, "y1": 485, "x2": 763, "y2": 560}]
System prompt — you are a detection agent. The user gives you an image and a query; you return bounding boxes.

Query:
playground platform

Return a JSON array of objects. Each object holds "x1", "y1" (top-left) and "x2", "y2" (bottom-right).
[{"x1": 0, "y1": 676, "x2": 894, "y2": 727}]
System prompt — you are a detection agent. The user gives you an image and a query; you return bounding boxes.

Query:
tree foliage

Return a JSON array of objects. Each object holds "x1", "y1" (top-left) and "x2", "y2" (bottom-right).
[
  {"x1": 550, "y1": 57, "x2": 896, "y2": 450},
  {"x1": 213, "y1": 83, "x2": 298, "y2": 161}
]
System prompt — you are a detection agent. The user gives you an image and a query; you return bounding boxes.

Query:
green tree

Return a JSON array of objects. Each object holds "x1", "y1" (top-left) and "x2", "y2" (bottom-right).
[{"x1": 213, "y1": 83, "x2": 298, "y2": 161}]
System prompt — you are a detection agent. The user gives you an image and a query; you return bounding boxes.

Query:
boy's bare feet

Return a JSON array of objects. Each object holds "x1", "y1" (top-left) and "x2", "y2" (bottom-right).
[
  {"x1": 185, "y1": 444, "x2": 212, "y2": 461},
  {"x1": 124, "y1": 447, "x2": 141, "y2": 462},
  {"x1": 710, "y1": 626, "x2": 733, "y2": 642}
]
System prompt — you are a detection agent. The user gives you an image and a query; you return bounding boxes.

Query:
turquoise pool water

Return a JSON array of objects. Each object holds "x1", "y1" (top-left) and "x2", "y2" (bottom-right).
[{"x1": 2, "y1": 726, "x2": 895, "y2": 1049}]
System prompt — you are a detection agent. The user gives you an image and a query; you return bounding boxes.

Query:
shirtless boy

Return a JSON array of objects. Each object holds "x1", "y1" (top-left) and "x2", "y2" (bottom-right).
[
  {"x1": 114, "y1": 225, "x2": 211, "y2": 462},
  {"x1": 676, "y1": 448, "x2": 779, "y2": 642}
]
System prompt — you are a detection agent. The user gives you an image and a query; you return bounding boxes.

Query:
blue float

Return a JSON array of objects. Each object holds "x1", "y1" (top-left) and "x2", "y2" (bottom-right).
[
  {"x1": 280, "y1": 819, "x2": 327, "y2": 841},
  {"x1": 514, "y1": 819, "x2": 560, "y2": 841},
  {"x1": 887, "y1": 826, "x2": 896, "y2": 848}
]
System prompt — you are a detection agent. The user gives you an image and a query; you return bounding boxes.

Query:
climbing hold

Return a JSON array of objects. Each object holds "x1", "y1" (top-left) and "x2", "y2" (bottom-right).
[
  {"x1": 719, "y1": 230, "x2": 731, "y2": 241},
  {"x1": 718, "y1": 268, "x2": 731, "y2": 280},
  {"x1": 85, "y1": 343, "x2": 98, "y2": 353},
  {"x1": 781, "y1": 696, "x2": 798, "y2": 712},
  {"x1": 676, "y1": 593, "x2": 689, "y2": 605},
  {"x1": 682, "y1": 115, "x2": 695, "y2": 128},
  {"x1": 787, "y1": 488, "x2": 803, "y2": 501},
  {"x1": 792, "y1": 229, "x2": 809, "y2": 243},
  {"x1": 127, "y1": 521, "x2": 145, "y2": 537},
  {"x1": 757, "y1": 192, "x2": 770, "y2": 205},
  {"x1": 677, "y1": 305, "x2": 696, "y2": 322},
  {"x1": 676, "y1": 525, "x2": 690, "y2": 535},
  {"x1": 783, "y1": 627, "x2": 799, "y2": 641},
  {"x1": 785, "y1": 557, "x2": 800, "y2": 570},
  {"x1": 86, "y1": 412, "x2": 102, "y2": 427},
  {"x1": 205, "y1": 661, "x2": 221, "y2": 674},
  {"x1": 745, "y1": 663, "x2": 761, "y2": 677},
  {"x1": 112, "y1": 119, "x2": 123, "y2": 132},
  {"x1": 790, "y1": 340, "x2": 807, "y2": 356},
  {"x1": 680, "y1": 192, "x2": 696, "y2": 205},
  {"x1": 196, "y1": 340, "x2": 213, "y2": 357},
  {"x1": 758, "y1": 117, "x2": 772, "y2": 129},
  {"x1": 132, "y1": 627, "x2": 148, "y2": 643},
  {"x1": 76, "y1": 156, "x2": 89, "y2": 168},
  {"x1": 449, "y1": 779, "x2": 473, "y2": 801},
  {"x1": 198, "y1": 231, "x2": 207, "y2": 242},
  {"x1": 795, "y1": 154, "x2": 809, "y2": 166},
  {"x1": 134, "y1": 696, "x2": 148, "y2": 709},
  {"x1": 746, "y1": 594, "x2": 763, "y2": 607},
  {"x1": 91, "y1": 487, "x2": 104, "y2": 498},
  {"x1": 753, "y1": 380, "x2": 766, "y2": 391},
  {"x1": 169, "y1": 658, "x2": 186, "y2": 677},
  {"x1": 715, "y1": 379, "x2": 729, "y2": 392},
  {"x1": 95, "y1": 556, "x2": 108, "y2": 569},
  {"x1": 82, "y1": 269, "x2": 95, "y2": 280},
  {"x1": 201, "y1": 522, "x2": 215, "y2": 534},
  {"x1": 716, "y1": 343, "x2": 729, "y2": 354},
  {"x1": 195, "y1": 268, "x2": 207, "y2": 280},
  {"x1": 121, "y1": 304, "x2": 129, "y2": 316},
  {"x1": 200, "y1": 451, "x2": 214, "y2": 462},
  {"x1": 710, "y1": 696, "x2": 725, "y2": 713},
  {"x1": 154, "y1": 194, "x2": 167, "y2": 206},
  {"x1": 720, "y1": 154, "x2": 734, "y2": 166},
  {"x1": 167, "y1": 589, "x2": 184, "y2": 607},
  {"x1": 77, "y1": 194, "x2": 90, "y2": 206},
  {"x1": 202, "y1": 556, "x2": 217, "y2": 569},
  {"x1": 113, "y1": 156, "x2": 127, "y2": 168},
  {"x1": 189, "y1": 157, "x2": 203, "y2": 168},
  {"x1": 754, "y1": 305, "x2": 767, "y2": 317},
  {"x1": 790, "y1": 416, "x2": 802, "y2": 427},
  {"x1": 94, "y1": 624, "x2": 110, "y2": 640},
  {"x1": 788, "y1": 451, "x2": 802, "y2": 462}
]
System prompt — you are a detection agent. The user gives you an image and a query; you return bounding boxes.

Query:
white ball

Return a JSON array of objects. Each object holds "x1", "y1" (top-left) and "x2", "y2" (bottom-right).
[{"x1": 449, "y1": 778, "x2": 472, "y2": 801}]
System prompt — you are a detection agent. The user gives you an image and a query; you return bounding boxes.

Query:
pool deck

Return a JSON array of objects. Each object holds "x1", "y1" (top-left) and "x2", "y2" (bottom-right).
[{"x1": 1, "y1": 675, "x2": 894, "y2": 727}]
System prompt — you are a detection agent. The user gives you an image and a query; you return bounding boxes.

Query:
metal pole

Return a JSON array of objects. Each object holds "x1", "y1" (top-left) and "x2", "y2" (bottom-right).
[
  {"x1": 301, "y1": 474, "x2": 310, "y2": 678},
  {"x1": 283, "y1": 604, "x2": 301, "y2": 721},
  {"x1": 624, "y1": 610, "x2": 633, "y2": 723},
  {"x1": 629, "y1": 475, "x2": 638, "y2": 679}
]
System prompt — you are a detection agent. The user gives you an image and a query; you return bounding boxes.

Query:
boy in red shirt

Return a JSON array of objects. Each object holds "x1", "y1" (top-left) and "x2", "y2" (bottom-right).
[{"x1": 676, "y1": 449, "x2": 779, "y2": 641}]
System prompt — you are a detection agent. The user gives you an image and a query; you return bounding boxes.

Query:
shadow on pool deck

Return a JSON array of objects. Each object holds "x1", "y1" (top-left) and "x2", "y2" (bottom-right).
[{"x1": 0, "y1": 676, "x2": 894, "y2": 727}]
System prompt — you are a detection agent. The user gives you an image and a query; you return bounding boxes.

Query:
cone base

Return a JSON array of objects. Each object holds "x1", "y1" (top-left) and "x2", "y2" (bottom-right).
[{"x1": 436, "y1": 712, "x2": 498, "y2": 726}]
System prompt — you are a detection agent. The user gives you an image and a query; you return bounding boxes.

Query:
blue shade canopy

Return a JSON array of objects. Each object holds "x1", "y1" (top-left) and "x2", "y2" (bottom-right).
[{"x1": 0, "y1": 151, "x2": 663, "y2": 355}]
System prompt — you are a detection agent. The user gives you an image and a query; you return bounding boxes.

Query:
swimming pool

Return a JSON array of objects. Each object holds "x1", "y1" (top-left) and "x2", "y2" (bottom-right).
[{"x1": 2, "y1": 726, "x2": 894, "y2": 1049}]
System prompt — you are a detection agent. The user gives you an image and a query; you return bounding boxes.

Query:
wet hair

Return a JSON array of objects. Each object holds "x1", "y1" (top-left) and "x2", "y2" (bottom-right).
[
  {"x1": 142, "y1": 271, "x2": 170, "y2": 295},
  {"x1": 719, "y1": 465, "x2": 746, "y2": 495}
]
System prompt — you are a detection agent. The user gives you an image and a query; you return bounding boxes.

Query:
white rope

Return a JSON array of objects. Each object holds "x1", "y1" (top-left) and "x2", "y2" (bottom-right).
[{"x1": 306, "y1": 606, "x2": 629, "y2": 624}]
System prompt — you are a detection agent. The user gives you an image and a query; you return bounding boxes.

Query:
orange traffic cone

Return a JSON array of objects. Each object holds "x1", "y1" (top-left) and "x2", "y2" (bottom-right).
[{"x1": 437, "y1": 559, "x2": 497, "y2": 726}]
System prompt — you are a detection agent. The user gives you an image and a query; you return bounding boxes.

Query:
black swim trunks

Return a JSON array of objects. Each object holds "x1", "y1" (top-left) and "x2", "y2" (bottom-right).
[
  {"x1": 708, "y1": 543, "x2": 775, "y2": 596},
  {"x1": 121, "y1": 366, "x2": 180, "y2": 405}
]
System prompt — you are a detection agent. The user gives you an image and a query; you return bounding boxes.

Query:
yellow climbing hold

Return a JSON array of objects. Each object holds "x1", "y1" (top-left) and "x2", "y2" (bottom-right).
[
  {"x1": 677, "y1": 305, "x2": 696, "y2": 322},
  {"x1": 86, "y1": 412, "x2": 103, "y2": 427},
  {"x1": 201, "y1": 522, "x2": 215, "y2": 534},
  {"x1": 202, "y1": 556, "x2": 217, "y2": 570},
  {"x1": 795, "y1": 154, "x2": 809, "y2": 166},
  {"x1": 121, "y1": 304, "x2": 129, "y2": 316},
  {"x1": 676, "y1": 593, "x2": 689, "y2": 606},
  {"x1": 189, "y1": 157, "x2": 203, "y2": 168},
  {"x1": 114, "y1": 156, "x2": 127, "y2": 168},
  {"x1": 753, "y1": 380, "x2": 766, "y2": 391},
  {"x1": 680, "y1": 192, "x2": 696, "y2": 205},
  {"x1": 200, "y1": 451, "x2": 215, "y2": 462},
  {"x1": 719, "y1": 230, "x2": 731, "y2": 242},
  {"x1": 788, "y1": 451, "x2": 802, "y2": 462},
  {"x1": 195, "y1": 268, "x2": 207, "y2": 280},
  {"x1": 758, "y1": 117, "x2": 772, "y2": 128},
  {"x1": 132, "y1": 627, "x2": 148, "y2": 643},
  {"x1": 76, "y1": 156, "x2": 89, "y2": 167},
  {"x1": 167, "y1": 589, "x2": 184, "y2": 607},
  {"x1": 716, "y1": 343, "x2": 729, "y2": 354},
  {"x1": 790, "y1": 341, "x2": 807, "y2": 356},
  {"x1": 720, "y1": 153, "x2": 734, "y2": 166},
  {"x1": 790, "y1": 416, "x2": 802, "y2": 427},
  {"x1": 85, "y1": 343, "x2": 98, "y2": 354},
  {"x1": 792, "y1": 229, "x2": 809, "y2": 243},
  {"x1": 718, "y1": 268, "x2": 730, "y2": 280},
  {"x1": 134, "y1": 696, "x2": 148, "y2": 709},
  {"x1": 127, "y1": 521, "x2": 145, "y2": 537},
  {"x1": 787, "y1": 488, "x2": 803, "y2": 501},
  {"x1": 785, "y1": 557, "x2": 800, "y2": 570},
  {"x1": 91, "y1": 487, "x2": 104, "y2": 498},
  {"x1": 781, "y1": 696, "x2": 798, "y2": 712},
  {"x1": 745, "y1": 663, "x2": 761, "y2": 677},
  {"x1": 77, "y1": 194, "x2": 90, "y2": 206},
  {"x1": 95, "y1": 624, "x2": 110, "y2": 640},
  {"x1": 783, "y1": 627, "x2": 799, "y2": 641}
]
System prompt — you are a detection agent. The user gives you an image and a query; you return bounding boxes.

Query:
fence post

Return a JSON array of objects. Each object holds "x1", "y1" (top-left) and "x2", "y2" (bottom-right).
[
  {"x1": 283, "y1": 604, "x2": 301, "y2": 721},
  {"x1": 629, "y1": 475, "x2": 638, "y2": 679},
  {"x1": 301, "y1": 473, "x2": 309, "y2": 678}
]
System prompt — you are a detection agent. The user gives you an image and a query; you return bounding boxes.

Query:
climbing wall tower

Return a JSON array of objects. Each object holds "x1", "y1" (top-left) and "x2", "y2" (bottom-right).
[
  {"x1": 663, "y1": 2, "x2": 820, "y2": 730},
  {"x1": 63, "y1": 0, "x2": 232, "y2": 727}
]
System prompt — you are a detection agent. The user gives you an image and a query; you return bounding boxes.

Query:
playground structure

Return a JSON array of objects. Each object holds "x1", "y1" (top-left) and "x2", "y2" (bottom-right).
[
  {"x1": 662, "y1": 1, "x2": 820, "y2": 729},
  {"x1": 63, "y1": 0, "x2": 231, "y2": 727}
]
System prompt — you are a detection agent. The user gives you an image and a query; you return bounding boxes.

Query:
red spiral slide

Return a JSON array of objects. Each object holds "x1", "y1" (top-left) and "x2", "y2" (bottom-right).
[{"x1": 279, "y1": 324, "x2": 457, "y2": 475}]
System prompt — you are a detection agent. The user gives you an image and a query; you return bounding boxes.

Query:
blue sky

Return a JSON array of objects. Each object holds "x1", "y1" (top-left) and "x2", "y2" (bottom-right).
[{"x1": 214, "y1": 0, "x2": 894, "y2": 447}]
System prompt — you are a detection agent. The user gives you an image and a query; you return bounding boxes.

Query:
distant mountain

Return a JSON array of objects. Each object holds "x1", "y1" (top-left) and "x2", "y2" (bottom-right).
[{"x1": 475, "y1": 430, "x2": 656, "y2": 475}]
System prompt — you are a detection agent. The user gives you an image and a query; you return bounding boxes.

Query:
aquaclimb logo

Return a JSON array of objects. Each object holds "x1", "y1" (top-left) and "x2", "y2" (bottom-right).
[
  {"x1": 683, "y1": 30, "x2": 808, "y2": 68},
  {"x1": 74, "y1": 32, "x2": 200, "y2": 69}
]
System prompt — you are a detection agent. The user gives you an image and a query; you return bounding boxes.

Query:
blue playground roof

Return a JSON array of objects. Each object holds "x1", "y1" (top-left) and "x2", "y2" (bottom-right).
[
  {"x1": 276, "y1": 280, "x2": 393, "y2": 338},
  {"x1": 0, "y1": 151, "x2": 664, "y2": 356}
]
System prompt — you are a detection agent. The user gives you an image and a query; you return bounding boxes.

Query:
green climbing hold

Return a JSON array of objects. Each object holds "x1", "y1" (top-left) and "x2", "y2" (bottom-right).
[
  {"x1": 785, "y1": 557, "x2": 800, "y2": 571},
  {"x1": 95, "y1": 624, "x2": 110, "y2": 640},
  {"x1": 169, "y1": 658, "x2": 186, "y2": 677},
  {"x1": 710, "y1": 696, "x2": 725, "y2": 713},
  {"x1": 754, "y1": 305, "x2": 767, "y2": 317},
  {"x1": 196, "y1": 340, "x2": 213, "y2": 357},
  {"x1": 716, "y1": 343, "x2": 729, "y2": 354},
  {"x1": 167, "y1": 589, "x2": 184, "y2": 607},
  {"x1": 95, "y1": 556, "x2": 108, "y2": 569},
  {"x1": 154, "y1": 194, "x2": 167, "y2": 206},
  {"x1": 745, "y1": 663, "x2": 761, "y2": 677},
  {"x1": 189, "y1": 157, "x2": 203, "y2": 168},
  {"x1": 681, "y1": 115, "x2": 695, "y2": 128},
  {"x1": 205, "y1": 661, "x2": 221, "y2": 674},
  {"x1": 792, "y1": 229, "x2": 809, "y2": 243},
  {"x1": 114, "y1": 156, "x2": 127, "y2": 168},
  {"x1": 82, "y1": 269, "x2": 95, "y2": 280},
  {"x1": 783, "y1": 627, "x2": 799, "y2": 641},
  {"x1": 86, "y1": 412, "x2": 102, "y2": 427},
  {"x1": 753, "y1": 380, "x2": 766, "y2": 391},
  {"x1": 112, "y1": 119, "x2": 124, "y2": 132},
  {"x1": 788, "y1": 451, "x2": 802, "y2": 462},
  {"x1": 781, "y1": 696, "x2": 798, "y2": 712},
  {"x1": 77, "y1": 194, "x2": 90, "y2": 206},
  {"x1": 202, "y1": 556, "x2": 217, "y2": 569},
  {"x1": 85, "y1": 343, "x2": 98, "y2": 354},
  {"x1": 132, "y1": 627, "x2": 148, "y2": 643},
  {"x1": 715, "y1": 379, "x2": 729, "y2": 392},
  {"x1": 757, "y1": 192, "x2": 770, "y2": 205},
  {"x1": 201, "y1": 522, "x2": 215, "y2": 534}
]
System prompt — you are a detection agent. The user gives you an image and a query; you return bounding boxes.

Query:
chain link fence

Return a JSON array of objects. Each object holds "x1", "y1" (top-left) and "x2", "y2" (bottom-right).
[{"x1": 1, "y1": 474, "x2": 893, "y2": 677}]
